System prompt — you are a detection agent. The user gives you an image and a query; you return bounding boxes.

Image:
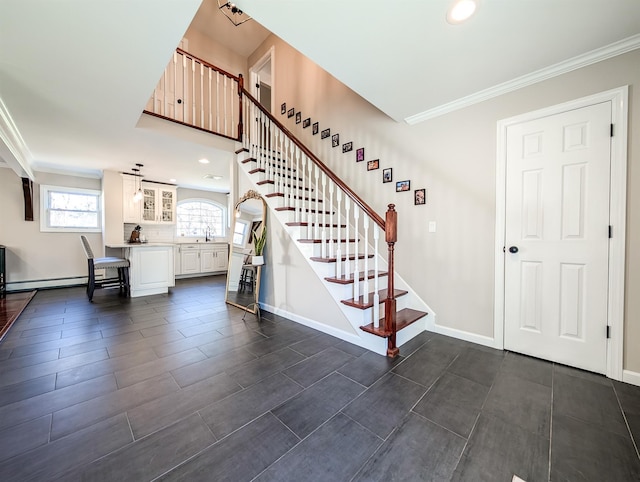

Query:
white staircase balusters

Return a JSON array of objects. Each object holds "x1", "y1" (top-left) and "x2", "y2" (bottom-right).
[
  {"x1": 295, "y1": 147, "x2": 302, "y2": 223},
  {"x1": 353, "y1": 206, "x2": 360, "y2": 301},
  {"x1": 223, "y1": 75, "x2": 228, "y2": 136},
  {"x1": 363, "y1": 216, "x2": 369, "y2": 305},
  {"x1": 182, "y1": 54, "x2": 187, "y2": 122},
  {"x1": 191, "y1": 58, "x2": 196, "y2": 125},
  {"x1": 303, "y1": 156, "x2": 312, "y2": 239},
  {"x1": 199, "y1": 62, "x2": 204, "y2": 128},
  {"x1": 336, "y1": 190, "x2": 342, "y2": 277},
  {"x1": 208, "y1": 68, "x2": 212, "y2": 131},
  {"x1": 314, "y1": 164, "x2": 320, "y2": 239},
  {"x1": 373, "y1": 225, "x2": 380, "y2": 327},
  {"x1": 328, "y1": 180, "x2": 335, "y2": 259},
  {"x1": 321, "y1": 173, "x2": 327, "y2": 258},
  {"x1": 216, "y1": 73, "x2": 221, "y2": 133},
  {"x1": 344, "y1": 197, "x2": 351, "y2": 279}
]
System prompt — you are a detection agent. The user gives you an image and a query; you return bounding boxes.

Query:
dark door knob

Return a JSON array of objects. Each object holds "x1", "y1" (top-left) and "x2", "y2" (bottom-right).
[{"x1": 508, "y1": 246, "x2": 519, "y2": 254}]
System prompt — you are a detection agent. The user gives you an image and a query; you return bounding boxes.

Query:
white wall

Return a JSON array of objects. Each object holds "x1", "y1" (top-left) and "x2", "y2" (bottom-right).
[
  {"x1": 0, "y1": 168, "x2": 103, "y2": 290},
  {"x1": 249, "y1": 37, "x2": 640, "y2": 372}
]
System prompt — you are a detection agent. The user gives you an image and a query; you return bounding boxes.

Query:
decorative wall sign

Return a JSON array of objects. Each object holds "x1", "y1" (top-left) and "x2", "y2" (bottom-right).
[
  {"x1": 396, "y1": 180, "x2": 410, "y2": 192},
  {"x1": 414, "y1": 188, "x2": 426, "y2": 205},
  {"x1": 296, "y1": 112, "x2": 301, "y2": 124},
  {"x1": 303, "y1": 118, "x2": 311, "y2": 128},
  {"x1": 383, "y1": 168, "x2": 392, "y2": 183},
  {"x1": 321, "y1": 128, "x2": 330, "y2": 139},
  {"x1": 287, "y1": 108, "x2": 295, "y2": 118},
  {"x1": 356, "y1": 148, "x2": 365, "y2": 162},
  {"x1": 281, "y1": 103, "x2": 286, "y2": 115},
  {"x1": 332, "y1": 134, "x2": 340, "y2": 147},
  {"x1": 367, "y1": 159, "x2": 379, "y2": 171},
  {"x1": 313, "y1": 122, "x2": 319, "y2": 135},
  {"x1": 342, "y1": 142, "x2": 353, "y2": 153}
]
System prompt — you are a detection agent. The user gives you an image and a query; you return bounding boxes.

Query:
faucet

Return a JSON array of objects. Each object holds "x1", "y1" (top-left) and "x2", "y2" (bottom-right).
[{"x1": 205, "y1": 226, "x2": 211, "y2": 242}]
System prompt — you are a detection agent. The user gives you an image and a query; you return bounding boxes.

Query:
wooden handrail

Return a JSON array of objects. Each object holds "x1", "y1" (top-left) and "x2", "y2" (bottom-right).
[
  {"x1": 175, "y1": 48, "x2": 240, "y2": 82},
  {"x1": 241, "y1": 89, "x2": 386, "y2": 230}
]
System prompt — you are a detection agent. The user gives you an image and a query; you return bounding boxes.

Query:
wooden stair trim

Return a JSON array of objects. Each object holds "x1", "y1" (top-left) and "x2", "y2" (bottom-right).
[
  {"x1": 359, "y1": 308, "x2": 427, "y2": 338},
  {"x1": 286, "y1": 222, "x2": 345, "y2": 228},
  {"x1": 341, "y1": 289, "x2": 408, "y2": 309},
  {"x1": 267, "y1": 193, "x2": 323, "y2": 202},
  {"x1": 249, "y1": 168, "x2": 302, "y2": 181},
  {"x1": 310, "y1": 254, "x2": 374, "y2": 263},
  {"x1": 276, "y1": 207, "x2": 333, "y2": 214},
  {"x1": 257, "y1": 180, "x2": 313, "y2": 191},
  {"x1": 325, "y1": 270, "x2": 388, "y2": 284}
]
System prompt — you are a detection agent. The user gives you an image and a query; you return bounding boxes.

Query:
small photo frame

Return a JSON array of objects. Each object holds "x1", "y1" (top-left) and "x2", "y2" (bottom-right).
[
  {"x1": 383, "y1": 168, "x2": 392, "y2": 183},
  {"x1": 367, "y1": 159, "x2": 379, "y2": 171},
  {"x1": 303, "y1": 118, "x2": 311, "y2": 128},
  {"x1": 296, "y1": 112, "x2": 301, "y2": 124},
  {"x1": 281, "y1": 103, "x2": 286, "y2": 115},
  {"x1": 356, "y1": 148, "x2": 365, "y2": 162},
  {"x1": 313, "y1": 122, "x2": 319, "y2": 135},
  {"x1": 321, "y1": 128, "x2": 330, "y2": 139},
  {"x1": 332, "y1": 133, "x2": 340, "y2": 147},
  {"x1": 287, "y1": 108, "x2": 295, "y2": 118},
  {"x1": 342, "y1": 141, "x2": 353, "y2": 153},
  {"x1": 414, "y1": 188, "x2": 426, "y2": 205},
  {"x1": 396, "y1": 180, "x2": 410, "y2": 192}
]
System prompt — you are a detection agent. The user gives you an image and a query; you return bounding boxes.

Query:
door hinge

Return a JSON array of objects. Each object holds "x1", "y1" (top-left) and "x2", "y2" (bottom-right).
[
  {"x1": 610, "y1": 124, "x2": 614, "y2": 137},
  {"x1": 609, "y1": 225, "x2": 613, "y2": 238},
  {"x1": 607, "y1": 326, "x2": 611, "y2": 338}
]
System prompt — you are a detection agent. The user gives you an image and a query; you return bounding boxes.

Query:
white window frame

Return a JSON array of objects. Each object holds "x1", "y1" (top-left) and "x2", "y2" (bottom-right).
[
  {"x1": 40, "y1": 184, "x2": 102, "y2": 233},
  {"x1": 176, "y1": 198, "x2": 227, "y2": 240}
]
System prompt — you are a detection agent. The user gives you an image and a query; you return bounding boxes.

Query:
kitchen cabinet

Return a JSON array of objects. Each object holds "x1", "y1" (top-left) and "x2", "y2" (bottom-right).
[
  {"x1": 122, "y1": 176, "x2": 176, "y2": 225},
  {"x1": 176, "y1": 243, "x2": 228, "y2": 276}
]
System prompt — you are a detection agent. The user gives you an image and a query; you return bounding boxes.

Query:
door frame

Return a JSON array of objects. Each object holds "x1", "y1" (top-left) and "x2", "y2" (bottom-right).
[
  {"x1": 494, "y1": 86, "x2": 628, "y2": 380},
  {"x1": 249, "y1": 46, "x2": 275, "y2": 113}
]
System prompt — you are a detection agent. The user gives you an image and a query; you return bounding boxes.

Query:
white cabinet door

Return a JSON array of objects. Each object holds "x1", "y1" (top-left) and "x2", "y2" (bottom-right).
[
  {"x1": 129, "y1": 246, "x2": 174, "y2": 297},
  {"x1": 122, "y1": 176, "x2": 141, "y2": 223},
  {"x1": 180, "y1": 245, "x2": 200, "y2": 274},
  {"x1": 159, "y1": 187, "x2": 176, "y2": 224},
  {"x1": 200, "y1": 248, "x2": 215, "y2": 272},
  {"x1": 140, "y1": 183, "x2": 176, "y2": 225},
  {"x1": 213, "y1": 245, "x2": 228, "y2": 271},
  {"x1": 141, "y1": 184, "x2": 158, "y2": 223},
  {"x1": 174, "y1": 246, "x2": 181, "y2": 275}
]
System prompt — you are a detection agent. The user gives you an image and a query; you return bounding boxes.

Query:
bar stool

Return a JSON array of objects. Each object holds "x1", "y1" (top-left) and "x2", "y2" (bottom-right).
[{"x1": 80, "y1": 236, "x2": 130, "y2": 301}]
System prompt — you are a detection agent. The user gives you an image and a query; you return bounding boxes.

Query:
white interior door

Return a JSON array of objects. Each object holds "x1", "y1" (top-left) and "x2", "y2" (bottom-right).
[{"x1": 504, "y1": 101, "x2": 612, "y2": 374}]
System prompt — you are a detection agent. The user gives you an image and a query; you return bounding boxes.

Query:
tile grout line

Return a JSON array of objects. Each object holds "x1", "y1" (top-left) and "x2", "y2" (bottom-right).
[
  {"x1": 612, "y1": 381, "x2": 640, "y2": 461},
  {"x1": 548, "y1": 363, "x2": 555, "y2": 481}
]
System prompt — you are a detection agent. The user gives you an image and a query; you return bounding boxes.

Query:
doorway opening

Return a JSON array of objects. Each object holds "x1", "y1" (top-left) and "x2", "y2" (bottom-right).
[{"x1": 250, "y1": 47, "x2": 274, "y2": 113}]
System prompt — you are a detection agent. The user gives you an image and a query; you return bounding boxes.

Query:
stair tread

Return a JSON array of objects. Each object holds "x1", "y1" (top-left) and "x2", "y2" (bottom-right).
[
  {"x1": 277, "y1": 207, "x2": 333, "y2": 214},
  {"x1": 286, "y1": 222, "x2": 345, "y2": 228},
  {"x1": 249, "y1": 168, "x2": 302, "y2": 181},
  {"x1": 257, "y1": 180, "x2": 313, "y2": 190},
  {"x1": 310, "y1": 254, "x2": 374, "y2": 263},
  {"x1": 325, "y1": 270, "x2": 387, "y2": 284},
  {"x1": 267, "y1": 193, "x2": 323, "y2": 202},
  {"x1": 359, "y1": 308, "x2": 428, "y2": 337},
  {"x1": 341, "y1": 289, "x2": 409, "y2": 309},
  {"x1": 299, "y1": 238, "x2": 357, "y2": 244}
]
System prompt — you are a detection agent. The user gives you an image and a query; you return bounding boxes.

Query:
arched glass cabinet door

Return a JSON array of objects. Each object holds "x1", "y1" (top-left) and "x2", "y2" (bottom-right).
[{"x1": 225, "y1": 190, "x2": 267, "y2": 317}]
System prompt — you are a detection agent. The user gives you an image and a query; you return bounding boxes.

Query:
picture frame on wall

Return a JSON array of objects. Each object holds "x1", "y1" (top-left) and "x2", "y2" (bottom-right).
[
  {"x1": 321, "y1": 128, "x2": 330, "y2": 139},
  {"x1": 356, "y1": 148, "x2": 365, "y2": 162},
  {"x1": 296, "y1": 112, "x2": 301, "y2": 124},
  {"x1": 383, "y1": 168, "x2": 392, "y2": 183},
  {"x1": 396, "y1": 180, "x2": 410, "y2": 192},
  {"x1": 281, "y1": 103, "x2": 286, "y2": 115},
  {"x1": 414, "y1": 188, "x2": 426, "y2": 205},
  {"x1": 332, "y1": 134, "x2": 340, "y2": 147},
  {"x1": 303, "y1": 118, "x2": 311, "y2": 128},
  {"x1": 313, "y1": 122, "x2": 319, "y2": 135},
  {"x1": 287, "y1": 108, "x2": 295, "y2": 118},
  {"x1": 342, "y1": 142, "x2": 353, "y2": 153},
  {"x1": 367, "y1": 159, "x2": 379, "y2": 171}
]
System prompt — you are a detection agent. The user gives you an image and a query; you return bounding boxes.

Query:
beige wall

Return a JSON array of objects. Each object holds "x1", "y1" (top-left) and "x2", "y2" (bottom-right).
[
  {"x1": 183, "y1": 28, "x2": 248, "y2": 80},
  {"x1": 249, "y1": 37, "x2": 640, "y2": 372},
  {"x1": 0, "y1": 169, "x2": 103, "y2": 289}
]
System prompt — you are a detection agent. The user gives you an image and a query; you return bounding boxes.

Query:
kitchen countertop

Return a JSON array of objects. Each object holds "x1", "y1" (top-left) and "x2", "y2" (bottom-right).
[{"x1": 106, "y1": 242, "x2": 177, "y2": 248}]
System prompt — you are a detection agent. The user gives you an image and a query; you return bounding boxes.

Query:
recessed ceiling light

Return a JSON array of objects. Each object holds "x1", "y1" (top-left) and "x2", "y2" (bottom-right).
[
  {"x1": 169, "y1": 178, "x2": 176, "y2": 183},
  {"x1": 198, "y1": 158, "x2": 210, "y2": 164},
  {"x1": 203, "y1": 174, "x2": 223, "y2": 180},
  {"x1": 447, "y1": 0, "x2": 477, "y2": 24}
]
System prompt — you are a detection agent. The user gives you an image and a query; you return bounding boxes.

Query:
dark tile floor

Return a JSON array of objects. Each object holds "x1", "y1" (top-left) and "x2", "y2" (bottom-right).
[{"x1": 0, "y1": 276, "x2": 639, "y2": 481}]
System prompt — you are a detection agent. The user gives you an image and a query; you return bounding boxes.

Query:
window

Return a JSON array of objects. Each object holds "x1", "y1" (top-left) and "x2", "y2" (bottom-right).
[
  {"x1": 176, "y1": 199, "x2": 225, "y2": 238},
  {"x1": 233, "y1": 219, "x2": 249, "y2": 246},
  {"x1": 40, "y1": 185, "x2": 101, "y2": 232}
]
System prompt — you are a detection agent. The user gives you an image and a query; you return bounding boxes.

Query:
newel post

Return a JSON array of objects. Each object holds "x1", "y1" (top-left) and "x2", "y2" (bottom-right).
[
  {"x1": 237, "y1": 74, "x2": 244, "y2": 142},
  {"x1": 385, "y1": 204, "x2": 399, "y2": 358}
]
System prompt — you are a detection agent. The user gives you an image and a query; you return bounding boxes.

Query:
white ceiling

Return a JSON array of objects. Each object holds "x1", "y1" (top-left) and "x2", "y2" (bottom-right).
[{"x1": 2, "y1": 0, "x2": 640, "y2": 191}]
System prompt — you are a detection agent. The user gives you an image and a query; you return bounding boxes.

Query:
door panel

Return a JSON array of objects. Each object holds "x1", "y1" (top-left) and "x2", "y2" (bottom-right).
[{"x1": 504, "y1": 102, "x2": 611, "y2": 374}]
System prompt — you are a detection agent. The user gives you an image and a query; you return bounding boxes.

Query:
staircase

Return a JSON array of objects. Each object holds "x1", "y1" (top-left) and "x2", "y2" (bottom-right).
[{"x1": 145, "y1": 48, "x2": 431, "y2": 358}]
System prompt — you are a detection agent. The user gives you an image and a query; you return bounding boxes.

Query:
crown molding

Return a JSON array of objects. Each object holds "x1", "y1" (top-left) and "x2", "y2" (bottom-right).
[
  {"x1": 405, "y1": 33, "x2": 640, "y2": 125},
  {"x1": 0, "y1": 97, "x2": 34, "y2": 179}
]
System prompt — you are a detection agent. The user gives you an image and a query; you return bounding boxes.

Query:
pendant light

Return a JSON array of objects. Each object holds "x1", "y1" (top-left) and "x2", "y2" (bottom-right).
[{"x1": 132, "y1": 164, "x2": 144, "y2": 202}]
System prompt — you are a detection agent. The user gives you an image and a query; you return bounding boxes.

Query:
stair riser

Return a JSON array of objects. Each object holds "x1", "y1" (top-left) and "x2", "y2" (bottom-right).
[{"x1": 355, "y1": 295, "x2": 409, "y2": 326}]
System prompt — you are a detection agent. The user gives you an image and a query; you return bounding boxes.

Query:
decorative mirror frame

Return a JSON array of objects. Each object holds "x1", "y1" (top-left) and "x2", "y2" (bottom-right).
[{"x1": 225, "y1": 190, "x2": 267, "y2": 317}]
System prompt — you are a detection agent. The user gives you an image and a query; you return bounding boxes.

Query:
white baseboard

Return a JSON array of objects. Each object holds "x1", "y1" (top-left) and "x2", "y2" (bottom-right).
[
  {"x1": 431, "y1": 322, "x2": 499, "y2": 350},
  {"x1": 7, "y1": 276, "x2": 86, "y2": 292},
  {"x1": 622, "y1": 369, "x2": 640, "y2": 387}
]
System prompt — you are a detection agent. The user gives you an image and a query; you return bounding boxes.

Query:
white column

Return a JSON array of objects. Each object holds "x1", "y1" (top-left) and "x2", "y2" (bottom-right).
[
  {"x1": 335, "y1": 190, "x2": 342, "y2": 277},
  {"x1": 363, "y1": 216, "x2": 369, "y2": 304},
  {"x1": 353, "y1": 206, "x2": 360, "y2": 300},
  {"x1": 373, "y1": 225, "x2": 380, "y2": 328}
]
